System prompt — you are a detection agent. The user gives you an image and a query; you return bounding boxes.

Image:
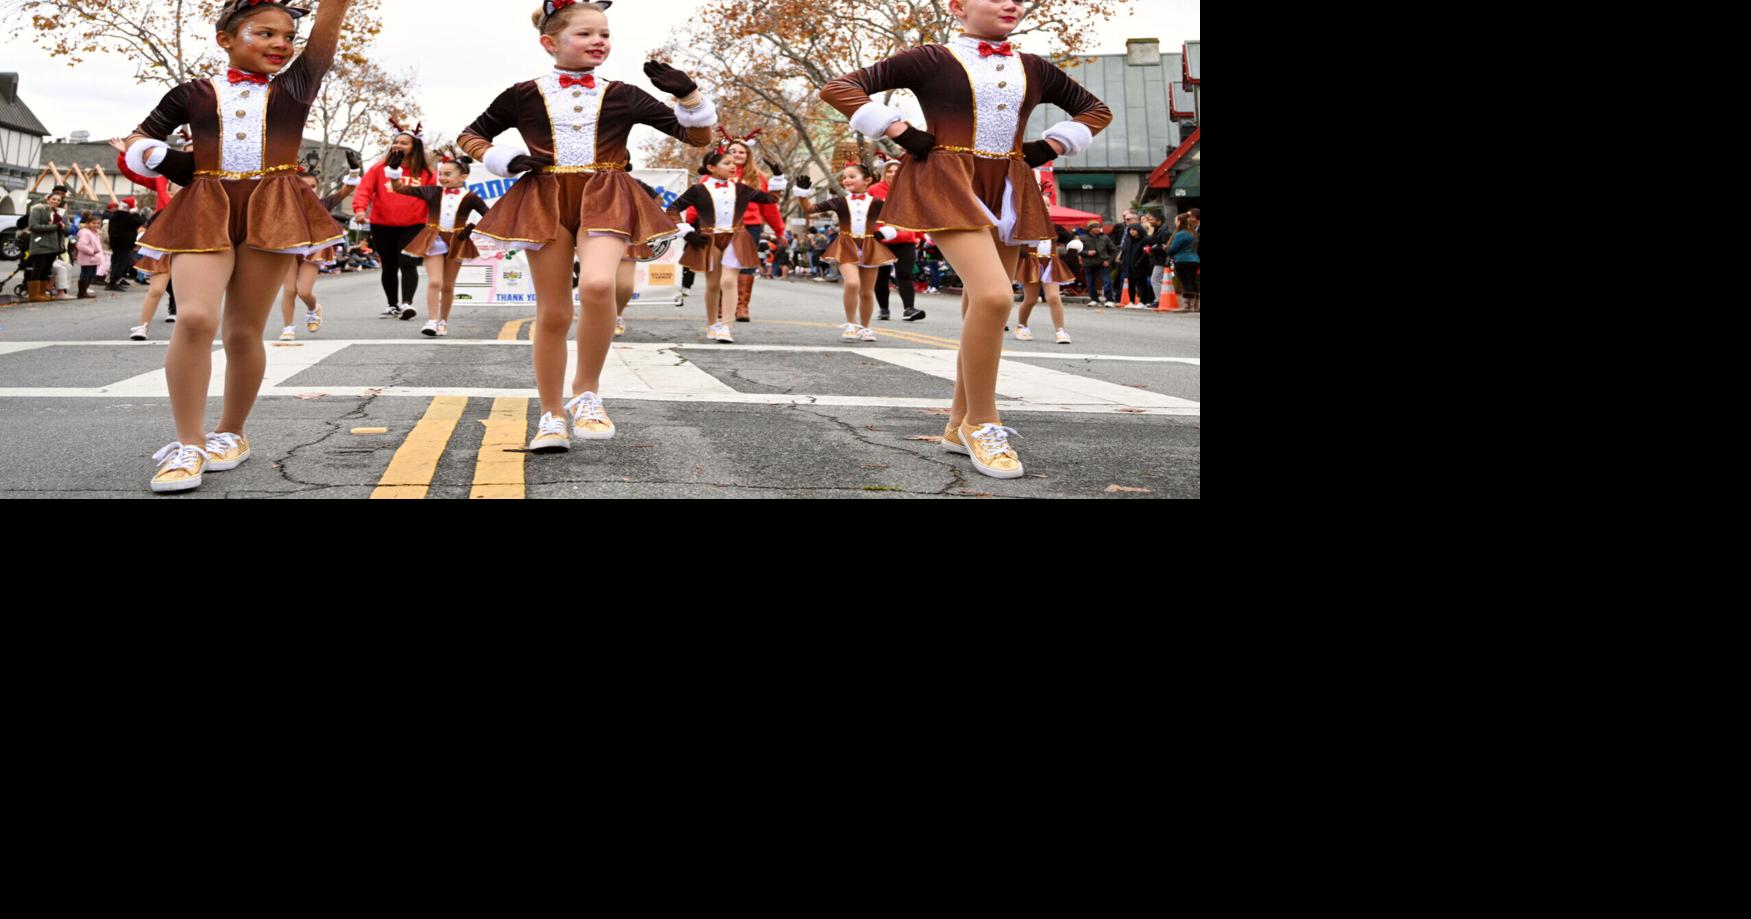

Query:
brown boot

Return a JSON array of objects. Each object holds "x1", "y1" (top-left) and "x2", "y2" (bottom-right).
[
  {"x1": 28, "y1": 280, "x2": 49, "y2": 303},
  {"x1": 735, "y1": 273, "x2": 753, "y2": 322}
]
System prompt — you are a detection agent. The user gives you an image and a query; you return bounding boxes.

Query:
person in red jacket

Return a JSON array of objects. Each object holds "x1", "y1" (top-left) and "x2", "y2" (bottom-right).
[
  {"x1": 352, "y1": 124, "x2": 436, "y2": 320},
  {"x1": 718, "y1": 135, "x2": 785, "y2": 321},
  {"x1": 869, "y1": 157, "x2": 925, "y2": 322}
]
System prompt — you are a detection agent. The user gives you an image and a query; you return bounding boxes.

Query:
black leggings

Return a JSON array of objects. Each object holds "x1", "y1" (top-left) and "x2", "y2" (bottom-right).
[
  {"x1": 25, "y1": 253, "x2": 56, "y2": 282},
  {"x1": 1128, "y1": 269, "x2": 1155, "y2": 305},
  {"x1": 370, "y1": 223, "x2": 423, "y2": 305},
  {"x1": 876, "y1": 242, "x2": 917, "y2": 312},
  {"x1": 1173, "y1": 263, "x2": 1200, "y2": 296}
]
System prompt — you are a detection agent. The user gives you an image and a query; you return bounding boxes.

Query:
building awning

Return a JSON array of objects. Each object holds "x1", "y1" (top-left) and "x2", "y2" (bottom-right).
[
  {"x1": 1147, "y1": 127, "x2": 1200, "y2": 189},
  {"x1": 1169, "y1": 165, "x2": 1200, "y2": 198},
  {"x1": 1055, "y1": 172, "x2": 1116, "y2": 189}
]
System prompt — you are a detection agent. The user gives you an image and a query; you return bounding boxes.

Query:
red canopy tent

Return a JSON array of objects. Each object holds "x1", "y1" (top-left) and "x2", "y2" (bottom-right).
[{"x1": 1049, "y1": 203, "x2": 1104, "y2": 227}]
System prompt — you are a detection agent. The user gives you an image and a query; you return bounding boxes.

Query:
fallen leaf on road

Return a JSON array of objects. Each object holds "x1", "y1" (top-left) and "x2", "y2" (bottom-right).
[
  {"x1": 296, "y1": 393, "x2": 326, "y2": 400},
  {"x1": 863, "y1": 485, "x2": 901, "y2": 492},
  {"x1": 862, "y1": 464, "x2": 890, "y2": 469},
  {"x1": 695, "y1": 465, "x2": 705, "y2": 476},
  {"x1": 1027, "y1": 474, "x2": 1048, "y2": 479},
  {"x1": 631, "y1": 444, "x2": 655, "y2": 448},
  {"x1": 1116, "y1": 408, "x2": 1147, "y2": 414},
  {"x1": 865, "y1": 424, "x2": 881, "y2": 432},
  {"x1": 1105, "y1": 484, "x2": 1152, "y2": 494},
  {"x1": 920, "y1": 408, "x2": 952, "y2": 416},
  {"x1": 1125, "y1": 384, "x2": 1149, "y2": 389},
  {"x1": 956, "y1": 491, "x2": 995, "y2": 498},
  {"x1": 365, "y1": 388, "x2": 384, "y2": 397},
  {"x1": 907, "y1": 435, "x2": 943, "y2": 443}
]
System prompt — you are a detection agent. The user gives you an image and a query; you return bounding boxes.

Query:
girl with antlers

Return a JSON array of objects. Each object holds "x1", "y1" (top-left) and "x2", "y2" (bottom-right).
[
  {"x1": 388, "y1": 154, "x2": 489, "y2": 337},
  {"x1": 458, "y1": 0, "x2": 714, "y2": 451},
  {"x1": 715, "y1": 129, "x2": 787, "y2": 323},
  {"x1": 665, "y1": 147, "x2": 780, "y2": 343},
  {"x1": 353, "y1": 118, "x2": 436, "y2": 320},
  {"x1": 820, "y1": 0, "x2": 1111, "y2": 480},
  {"x1": 122, "y1": 0, "x2": 353, "y2": 493}
]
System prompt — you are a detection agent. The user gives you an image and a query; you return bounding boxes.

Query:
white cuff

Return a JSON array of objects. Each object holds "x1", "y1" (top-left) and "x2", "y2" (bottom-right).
[
  {"x1": 483, "y1": 145, "x2": 527, "y2": 178},
  {"x1": 1042, "y1": 121, "x2": 1094, "y2": 157},
  {"x1": 849, "y1": 101, "x2": 903, "y2": 137},
  {"x1": 877, "y1": 226, "x2": 898, "y2": 242},
  {"x1": 343, "y1": 176, "x2": 362, "y2": 186},
  {"x1": 126, "y1": 139, "x2": 170, "y2": 178},
  {"x1": 674, "y1": 96, "x2": 717, "y2": 128},
  {"x1": 383, "y1": 166, "x2": 403, "y2": 180},
  {"x1": 673, "y1": 222, "x2": 695, "y2": 238},
  {"x1": 766, "y1": 175, "x2": 788, "y2": 193},
  {"x1": 791, "y1": 183, "x2": 817, "y2": 198}
]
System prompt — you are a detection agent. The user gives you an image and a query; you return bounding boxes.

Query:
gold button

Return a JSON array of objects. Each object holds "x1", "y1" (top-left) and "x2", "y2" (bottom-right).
[
  {"x1": 236, "y1": 110, "x2": 247, "y2": 117},
  {"x1": 997, "y1": 103, "x2": 1007, "y2": 110},
  {"x1": 998, "y1": 81, "x2": 1008, "y2": 88},
  {"x1": 236, "y1": 132, "x2": 247, "y2": 140},
  {"x1": 574, "y1": 106, "x2": 583, "y2": 113},
  {"x1": 574, "y1": 124, "x2": 583, "y2": 131},
  {"x1": 240, "y1": 90, "x2": 250, "y2": 98},
  {"x1": 572, "y1": 91, "x2": 582, "y2": 98},
  {"x1": 996, "y1": 65, "x2": 1005, "y2": 71}
]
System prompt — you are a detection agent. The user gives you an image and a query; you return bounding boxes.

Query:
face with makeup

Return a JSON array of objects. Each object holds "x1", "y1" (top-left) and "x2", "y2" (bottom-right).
[
  {"x1": 704, "y1": 154, "x2": 737, "y2": 181},
  {"x1": 839, "y1": 166, "x2": 871, "y2": 194},
  {"x1": 438, "y1": 162, "x2": 468, "y2": 188},
  {"x1": 218, "y1": 8, "x2": 297, "y2": 75},
  {"x1": 949, "y1": 0, "x2": 1022, "y2": 40},
  {"x1": 883, "y1": 162, "x2": 901, "y2": 185},
  {"x1": 541, "y1": 8, "x2": 611, "y2": 71},
  {"x1": 390, "y1": 133, "x2": 415, "y2": 156}
]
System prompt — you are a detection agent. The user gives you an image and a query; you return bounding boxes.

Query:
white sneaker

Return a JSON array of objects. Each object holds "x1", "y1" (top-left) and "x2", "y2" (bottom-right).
[
  {"x1": 380, "y1": 305, "x2": 400, "y2": 318},
  {"x1": 1056, "y1": 328, "x2": 1072, "y2": 344},
  {"x1": 399, "y1": 305, "x2": 417, "y2": 320},
  {"x1": 528, "y1": 411, "x2": 570, "y2": 452},
  {"x1": 709, "y1": 322, "x2": 735, "y2": 343},
  {"x1": 858, "y1": 326, "x2": 877, "y2": 342},
  {"x1": 1013, "y1": 324, "x2": 1033, "y2": 341},
  {"x1": 279, "y1": 326, "x2": 296, "y2": 341},
  {"x1": 840, "y1": 323, "x2": 860, "y2": 341},
  {"x1": 305, "y1": 305, "x2": 322, "y2": 333},
  {"x1": 565, "y1": 391, "x2": 616, "y2": 440},
  {"x1": 435, "y1": 320, "x2": 448, "y2": 337},
  {"x1": 129, "y1": 325, "x2": 148, "y2": 341},
  {"x1": 927, "y1": 287, "x2": 939, "y2": 294},
  {"x1": 421, "y1": 319, "x2": 439, "y2": 337}
]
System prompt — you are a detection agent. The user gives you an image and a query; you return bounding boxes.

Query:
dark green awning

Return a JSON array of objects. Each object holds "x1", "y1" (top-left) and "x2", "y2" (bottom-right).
[
  {"x1": 1169, "y1": 165, "x2": 1200, "y2": 197},
  {"x1": 1056, "y1": 172, "x2": 1116, "y2": 189}
]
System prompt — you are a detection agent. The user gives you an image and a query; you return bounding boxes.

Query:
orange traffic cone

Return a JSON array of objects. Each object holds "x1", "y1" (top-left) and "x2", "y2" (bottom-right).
[
  {"x1": 1157, "y1": 270, "x2": 1181, "y2": 311},
  {"x1": 1118, "y1": 283, "x2": 1133, "y2": 307}
]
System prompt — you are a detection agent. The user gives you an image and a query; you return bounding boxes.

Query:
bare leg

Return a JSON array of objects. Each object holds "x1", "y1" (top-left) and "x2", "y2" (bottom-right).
[
  {"x1": 935, "y1": 229, "x2": 1022, "y2": 427},
  {"x1": 528, "y1": 240, "x2": 579, "y2": 416},
  {"x1": 423, "y1": 255, "x2": 447, "y2": 321},
  {"x1": 1044, "y1": 282, "x2": 1065, "y2": 330},
  {"x1": 703, "y1": 258, "x2": 722, "y2": 327},
  {"x1": 139, "y1": 271, "x2": 171, "y2": 327},
  {"x1": 571, "y1": 233, "x2": 625, "y2": 396},
  {"x1": 278, "y1": 260, "x2": 299, "y2": 328},
  {"x1": 1018, "y1": 282, "x2": 1040, "y2": 327},
  {"x1": 857, "y1": 266, "x2": 879, "y2": 327},
  {"x1": 841, "y1": 264, "x2": 859, "y2": 324},
  {"x1": 615, "y1": 259, "x2": 634, "y2": 317},
  {"x1": 441, "y1": 260, "x2": 462, "y2": 320},
  {"x1": 165, "y1": 251, "x2": 236, "y2": 445},
  {"x1": 717, "y1": 263, "x2": 738, "y2": 325},
  {"x1": 297, "y1": 263, "x2": 319, "y2": 308},
  {"x1": 214, "y1": 247, "x2": 295, "y2": 435}
]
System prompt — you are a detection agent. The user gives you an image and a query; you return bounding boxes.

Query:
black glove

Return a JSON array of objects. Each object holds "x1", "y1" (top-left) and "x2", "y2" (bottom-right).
[
  {"x1": 455, "y1": 225, "x2": 474, "y2": 242},
  {"x1": 386, "y1": 149, "x2": 405, "y2": 169},
  {"x1": 345, "y1": 149, "x2": 363, "y2": 170},
  {"x1": 684, "y1": 231, "x2": 709, "y2": 246},
  {"x1": 157, "y1": 148, "x2": 196, "y2": 186},
  {"x1": 794, "y1": 175, "x2": 811, "y2": 191},
  {"x1": 894, "y1": 125, "x2": 936, "y2": 160},
  {"x1": 507, "y1": 153, "x2": 553, "y2": 175},
  {"x1": 763, "y1": 158, "x2": 784, "y2": 176},
  {"x1": 1022, "y1": 140, "x2": 1058, "y2": 168},
  {"x1": 643, "y1": 60, "x2": 698, "y2": 97}
]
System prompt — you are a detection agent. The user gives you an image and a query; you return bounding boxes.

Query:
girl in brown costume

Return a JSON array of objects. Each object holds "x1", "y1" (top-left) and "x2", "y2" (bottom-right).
[
  {"x1": 457, "y1": 0, "x2": 714, "y2": 451},
  {"x1": 820, "y1": 0, "x2": 1110, "y2": 479},
  {"x1": 276, "y1": 170, "x2": 334, "y2": 340},
  {"x1": 124, "y1": 0, "x2": 352, "y2": 492},
  {"x1": 790, "y1": 163, "x2": 899, "y2": 343},
  {"x1": 388, "y1": 156, "x2": 489, "y2": 337},
  {"x1": 664, "y1": 149, "x2": 779, "y2": 343}
]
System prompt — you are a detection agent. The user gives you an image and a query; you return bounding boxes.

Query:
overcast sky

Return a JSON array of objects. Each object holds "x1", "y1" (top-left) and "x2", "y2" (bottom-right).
[{"x1": 3, "y1": 0, "x2": 1198, "y2": 156}]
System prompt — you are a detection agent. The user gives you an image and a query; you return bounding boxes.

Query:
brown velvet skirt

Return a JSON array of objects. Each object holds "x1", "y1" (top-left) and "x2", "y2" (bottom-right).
[
  {"x1": 135, "y1": 254, "x2": 171, "y2": 275},
  {"x1": 403, "y1": 226, "x2": 481, "y2": 262},
  {"x1": 1018, "y1": 253, "x2": 1076, "y2": 285},
  {"x1": 678, "y1": 230, "x2": 758, "y2": 273},
  {"x1": 822, "y1": 234, "x2": 897, "y2": 269},
  {"x1": 876, "y1": 152, "x2": 1053, "y2": 245},
  {"x1": 473, "y1": 170, "x2": 678, "y2": 250},
  {"x1": 136, "y1": 174, "x2": 345, "y2": 256}
]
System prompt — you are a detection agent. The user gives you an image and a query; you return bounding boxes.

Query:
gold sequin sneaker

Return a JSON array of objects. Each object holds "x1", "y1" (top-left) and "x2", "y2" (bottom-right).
[
  {"x1": 840, "y1": 322, "x2": 861, "y2": 341},
  {"x1": 565, "y1": 392, "x2": 616, "y2": 440},
  {"x1": 279, "y1": 325, "x2": 296, "y2": 341},
  {"x1": 306, "y1": 304, "x2": 322, "y2": 333},
  {"x1": 709, "y1": 322, "x2": 735, "y2": 343},
  {"x1": 959, "y1": 422, "x2": 1024, "y2": 479},
  {"x1": 150, "y1": 442, "x2": 209, "y2": 493},
  {"x1": 204, "y1": 431, "x2": 251, "y2": 471},
  {"x1": 858, "y1": 326, "x2": 877, "y2": 342},
  {"x1": 1013, "y1": 324, "x2": 1034, "y2": 341},
  {"x1": 941, "y1": 422, "x2": 970, "y2": 455},
  {"x1": 528, "y1": 411, "x2": 571, "y2": 452},
  {"x1": 1055, "y1": 328, "x2": 1072, "y2": 344},
  {"x1": 614, "y1": 317, "x2": 626, "y2": 337}
]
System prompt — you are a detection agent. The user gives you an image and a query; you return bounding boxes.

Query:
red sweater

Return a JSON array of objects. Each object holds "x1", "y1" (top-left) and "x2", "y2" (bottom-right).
[{"x1": 352, "y1": 161, "x2": 437, "y2": 227}]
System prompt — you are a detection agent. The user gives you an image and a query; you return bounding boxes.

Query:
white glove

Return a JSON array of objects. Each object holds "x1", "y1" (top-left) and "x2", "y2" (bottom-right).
[
  {"x1": 383, "y1": 166, "x2": 403, "y2": 180},
  {"x1": 877, "y1": 226, "x2": 898, "y2": 242},
  {"x1": 1067, "y1": 238, "x2": 1085, "y2": 253}
]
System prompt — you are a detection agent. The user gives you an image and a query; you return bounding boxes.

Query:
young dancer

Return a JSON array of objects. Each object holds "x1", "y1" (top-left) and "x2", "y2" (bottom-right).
[
  {"x1": 718, "y1": 134, "x2": 786, "y2": 322},
  {"x1": 388, "y1": 155, "x2": 488, "y2": 337},
  {"x1": 124, "y1": 0, "x2": 352, "y2": 492},
  {"x1": 869, "y1": 157, "x2": 925, "y2": 321},
  {"x1": 1014, "y1": 216, "x2": 1074, "y2": 343},
  {"x1": 275, "y1": 170, "x2": 334, "y2": 340},
  {"x1": 820, "y1": 0, "x2": 1110, "y2": 478},
  {"x1": 458, "y1": 0, "x2": 714, "y2": 451},
  {"x1": 114, "y1": 138, "x2": 181, "y2": 334},
  {"x1": 792, "y1": 163, "x2": 898, "y2": 342},
  {"x1": 665, "y1": 149, "x2": 778, "y2": 343}
]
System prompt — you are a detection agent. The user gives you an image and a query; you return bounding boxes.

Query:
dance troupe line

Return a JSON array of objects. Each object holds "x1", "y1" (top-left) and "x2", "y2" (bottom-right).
[{"x1": 113, "y1": 0, "x2": 1110, "y2": 492}]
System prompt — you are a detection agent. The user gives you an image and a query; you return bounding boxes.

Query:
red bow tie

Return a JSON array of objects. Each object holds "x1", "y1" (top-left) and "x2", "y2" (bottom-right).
[
  {"x1": 445, "y1": 188, "x2": 463, "y2": 195},
  {"x1": 713, "y1": 181, "x2": 732, "y2": 188},
  {"x1": 851, "y1": 194, "x2": 867, "y2": 201},
  {"x1": 558, "y1": 73, "x2": 596, "y2": 89},
  {"x1": 977, "y1": 41, "x2": 1014, "y2": 58},
  {"x1": 227, "y1": 68, "x2": 270, "y2": 85}
]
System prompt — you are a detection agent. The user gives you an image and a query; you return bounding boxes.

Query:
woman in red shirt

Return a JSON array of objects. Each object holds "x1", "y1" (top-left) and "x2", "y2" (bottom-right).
[
  {"x1": 869, "y1": 158, "x2": 924, "y2": 322},
  {"x1": 720, "y1": 137, "x2": 786, "y2": 321},
  {"x1": 352, "y1": 128, "x2": 436, "y2": 320}
]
